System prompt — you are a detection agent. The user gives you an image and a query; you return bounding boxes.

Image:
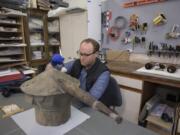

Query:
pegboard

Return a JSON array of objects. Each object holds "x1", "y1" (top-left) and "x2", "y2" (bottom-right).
[{"x1": 101, "y1": 0, "x2": 180, "y2": 55}]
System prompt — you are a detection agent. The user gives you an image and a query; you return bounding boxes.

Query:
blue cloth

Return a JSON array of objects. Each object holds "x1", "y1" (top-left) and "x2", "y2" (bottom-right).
[{"x1": 64, "y1": 60, "x2": 110, "y2": 100}]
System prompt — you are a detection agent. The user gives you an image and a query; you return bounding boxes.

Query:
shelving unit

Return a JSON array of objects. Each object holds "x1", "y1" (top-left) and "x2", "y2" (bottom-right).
[
  {"x1": 25, "y1": 8, "x2": 49, "y2": 67},
  {"x1": 0, "y1": 13, "x2": 27, "y2": 69},
  {"x1": 146, "y1": 115, "x2": 172, "y2": 131},
  {"x1": 48, "y1": 16, "x2": 61, "y2": 57}
]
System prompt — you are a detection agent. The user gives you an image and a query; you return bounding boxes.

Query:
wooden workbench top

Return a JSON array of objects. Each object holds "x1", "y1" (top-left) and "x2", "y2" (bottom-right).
[{"x1": 107, "y1": 61, "x2": 180, "y2": 88}]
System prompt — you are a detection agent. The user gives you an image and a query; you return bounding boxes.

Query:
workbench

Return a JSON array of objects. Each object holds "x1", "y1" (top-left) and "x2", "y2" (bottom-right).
[
  {"x1": 0, "y1": 93, "x2": 158, "y2": 135},
  {"x1": 107, "y1": 61, "x2": 180, "y2": 133}
]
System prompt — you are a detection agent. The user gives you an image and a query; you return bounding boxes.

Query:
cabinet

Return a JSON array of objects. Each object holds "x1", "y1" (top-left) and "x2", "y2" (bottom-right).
[
  {"x1": 112, "y1": 73, "x2": 180, "y2": 134},
  {"x1": 60, "y1": 12, "x2": 87, "y2": 59},
  {"x1": 48, "y1": 16, "x2": 61, "y2": 57},
  {"x1": 0, "y1": 13, "x2": 27, "y2": 69},
  {"x1": 111, "y1": 74, "x2": 143, "y2": 124},
  {"x1": 142, "y1": 83, "x2": 179, "y2": 135},
  {"x1": 25, "y1": 8, "x2": 49, "y2": 67}
]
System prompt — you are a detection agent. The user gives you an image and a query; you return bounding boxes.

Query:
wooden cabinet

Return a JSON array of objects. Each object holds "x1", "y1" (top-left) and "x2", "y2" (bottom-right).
[
  {"x1": 112, "y1": 73, "x2": 180, "y2": 134},
  {"x1": 48, "y1": 16, "x2": 61, "y2": 57},
  {"x1": 25, "y1": 8, "x2": 49, "y2": 67},
  {"x1": 111, "y1": 74, "x2": 143, "y2": 124},
  {"x1": 0, "y1": 13, "x2": 27, "y2": 69}
]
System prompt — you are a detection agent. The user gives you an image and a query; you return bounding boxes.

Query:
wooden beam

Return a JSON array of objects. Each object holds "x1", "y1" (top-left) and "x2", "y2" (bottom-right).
[{"x1": 122, "y1": 0, "x2": 166, "y2": 8}]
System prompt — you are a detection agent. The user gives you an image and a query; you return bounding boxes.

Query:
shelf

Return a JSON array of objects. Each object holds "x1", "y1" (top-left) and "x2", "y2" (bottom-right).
[
  {"x1": 29, "y1": 28, "x2": 43, "y2": 33},
  {"x1": 0, "y1": 43, "x2": 26, "y2": 47},
  {"x1": 48, "y1": 16, "x2": 59, "y2": 21},
  {"x1": 30, "y1": 59, "x2": 48, "y2": 66},
  {"x1": 48, "y1": 16, "x2": 60, "y2": 56},
  {"x1": 146, "y1": 115, "x2": 172, "y2": 131},
  {"x1": 0, "y1": 58, "x2": 25, "y2": 63},
  {"x1": 0, "y1": 13, "x2": 21, "y2": 18},
  {"x1": 147, "y1": 122, "x2": 171, "y2": 135},
  {"x1": 30, "y1": 43, "x2": 45, "y2": 47},
  {"x1": 48, "y1": 31, "x2": 59, "y2": 34},
  {"x1": 0, "y1": 61, "x2": 27, "y2": 70},
  {"x1": 0, "y1": 13, "x2": 27, "y2": 69},
  {"x1": 0, "y1": 53, "x2": 24, "y2": 56},
  {"x1": 0, "y1": 39, "x2": 22, "y2": 41},
  {"x1": 0, "y1": 22, "x2": 21, "y2": 27},
  {"x1": 0, "y1": 31, "x2": 21, "y2": 33},
  {"x1": 48, "y1": 44, "x2": 61, "y2": 47}
]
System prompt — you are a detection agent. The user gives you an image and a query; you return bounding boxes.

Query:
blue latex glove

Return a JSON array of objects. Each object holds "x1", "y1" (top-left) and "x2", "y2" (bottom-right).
[{"x1": 51, "y1": 54, "x2": 64, "y2": 67}]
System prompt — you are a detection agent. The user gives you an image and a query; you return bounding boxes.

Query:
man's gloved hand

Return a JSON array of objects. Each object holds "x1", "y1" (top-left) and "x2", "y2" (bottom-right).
[
  {"x1": 51, "y1": 54, "x2": 67, "y2": 72},
  {"x1": 109, "y1": 113, "x2": 123, "y2": 124},
  {"x1": 51, "y1": 54, "x2": 64, "y2": 67}
]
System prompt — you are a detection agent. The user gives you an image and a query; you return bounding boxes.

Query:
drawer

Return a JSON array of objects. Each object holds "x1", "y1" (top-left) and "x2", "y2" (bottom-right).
[{"x1": 111, "y1": 74, "x2": 143, "y2": 90}]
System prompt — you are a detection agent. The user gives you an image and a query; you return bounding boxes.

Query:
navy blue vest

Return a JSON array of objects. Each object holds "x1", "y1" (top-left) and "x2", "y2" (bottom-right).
[
  {"x1": 70, "y1": 58, "x2": 108, "y2": 91},
  {"x1": 69, "y1": 58, "x2": 122, "y2": 107}
]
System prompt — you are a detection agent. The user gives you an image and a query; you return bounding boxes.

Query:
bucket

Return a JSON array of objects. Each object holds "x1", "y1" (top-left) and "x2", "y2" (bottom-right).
[{"x1": 31, "y1": 94, "x2": 72, "y2": 126}]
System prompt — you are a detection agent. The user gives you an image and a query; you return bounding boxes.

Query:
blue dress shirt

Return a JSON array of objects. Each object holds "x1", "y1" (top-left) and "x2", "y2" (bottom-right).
[{"x1": 64, "y1": 60, "x2": 110, "y2": 100}]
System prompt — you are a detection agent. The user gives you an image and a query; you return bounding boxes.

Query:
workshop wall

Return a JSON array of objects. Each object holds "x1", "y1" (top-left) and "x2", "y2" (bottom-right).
[{"x1": 102, "y1": 0, "x2": 180, "y2": 54}]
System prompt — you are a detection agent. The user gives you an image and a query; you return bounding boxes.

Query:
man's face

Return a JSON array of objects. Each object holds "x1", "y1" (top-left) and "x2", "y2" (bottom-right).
[{"x1": 79, "y1": 42, "x2": 97, "y2": 68}]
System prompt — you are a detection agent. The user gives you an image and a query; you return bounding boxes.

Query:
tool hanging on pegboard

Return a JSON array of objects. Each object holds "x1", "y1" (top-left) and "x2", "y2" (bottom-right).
[
  {"x1": 122, "y1": 0, "x2": 167, "y2": 8},
  {"x1": 166, "y1": 24, "x2": 180, "y2": 39},
  {"x1": 129, "y1": 14, "x2": 148, "y2": 34},
  {"x1": 102, "y1": 10, "x2": 112, "y2": 31},
  {"x1": 108, "y1": 16, "x2": 127, "y2": 41},
  {"x1": 153, "y1": 13, "x2": 167, "y2": 25},
  {"x1": 129, "y1": 14, "x2": 139, "y2": 31},
  {"x1": 102, "y1": 10, "x2": 112, "y2": 44},
  {"x1": 121, "y1": 31, "x2": 132, "y2": 45}
]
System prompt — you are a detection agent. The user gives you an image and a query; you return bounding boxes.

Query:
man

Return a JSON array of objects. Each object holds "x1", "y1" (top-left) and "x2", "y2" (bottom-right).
[{"x1": 65, "y1": 38, "x2": 110, "y2": 105}]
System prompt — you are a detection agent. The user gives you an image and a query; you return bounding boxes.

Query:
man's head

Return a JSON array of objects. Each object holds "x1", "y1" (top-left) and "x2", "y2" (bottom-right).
[{"x1": 79, "y1": 38, "x2": 100, "y2": 69}]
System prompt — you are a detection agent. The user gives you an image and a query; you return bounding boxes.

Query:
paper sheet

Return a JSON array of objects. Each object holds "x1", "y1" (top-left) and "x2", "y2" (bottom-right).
[
  {"x1": 12, "y1": 106, "x2": 90, "y2": 135},
  {"x1": 136, "y1": 66, "x2": 180, "y2": 79}
]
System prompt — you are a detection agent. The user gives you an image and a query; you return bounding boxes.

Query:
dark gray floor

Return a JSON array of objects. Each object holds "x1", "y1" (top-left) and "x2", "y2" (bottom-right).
[{"x1": 0, "y1": 93, "x2": 32, "y2": 135}]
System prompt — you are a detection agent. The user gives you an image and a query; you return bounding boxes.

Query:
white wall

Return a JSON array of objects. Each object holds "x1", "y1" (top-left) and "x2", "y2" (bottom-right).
[
  {"x1": 60, "y1": 0, "x2": 106, "y2": 59},
  {"x1": 87, "y1": 0, "x2": 102, "y2": 43},
  {"x1": 64, "y1": 0, "x2": 87, "y2": 9}
]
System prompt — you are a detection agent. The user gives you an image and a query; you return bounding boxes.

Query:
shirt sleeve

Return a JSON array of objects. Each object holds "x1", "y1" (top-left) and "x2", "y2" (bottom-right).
[
  {"x1": 64, "y1": 60, "x2": 75, "y2": 74},
  {"x1": 89, "y1": 71, "x2": 110, "y2": 100}
]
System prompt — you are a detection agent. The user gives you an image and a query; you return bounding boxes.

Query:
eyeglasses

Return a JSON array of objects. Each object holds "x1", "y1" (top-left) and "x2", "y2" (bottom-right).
[{"x1": 77, "y1": 51, "x2": 96, "y2": 57}]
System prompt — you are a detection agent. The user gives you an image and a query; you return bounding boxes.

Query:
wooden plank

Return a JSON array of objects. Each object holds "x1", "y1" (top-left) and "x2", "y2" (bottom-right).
[{"x1": 122, "y1": 0, "x2": 166, "y2": 8}]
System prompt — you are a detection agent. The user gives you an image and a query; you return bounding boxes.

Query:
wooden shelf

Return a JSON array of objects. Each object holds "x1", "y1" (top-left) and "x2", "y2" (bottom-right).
[
  {"x1": 146, "y1": 115, "x2": 172, "y2": 131},
  {"x1": 0, "y1": 31, "x2": 21, "y2": 34},
  {"x1": 48, "y1": 16, "x2": 61, "y2": 56},
  {"x1": 0, "y1": 44, "x2": 26, "y2": 47},
  {"x1": 0, "y1": 22, "x2": 21, "y2": 27},
  {"x1": 0, "y1": 39, "x2": 22, "y2": 41},
  {"x1": 0, "y1": 53, "x2": 23, "y2": 56},
  {"x1": 26, "y1": 9, "x2": 49, "y2": 67},
  {"x1": 48, "y1": 16, "x2": 59, "y2": 21},
  {"x1": 0, "y1": 13, "x2": 21, "y2": 18},
  {"x1": 48, "y1": 31, "x2": 59, "y2": 34},
  {"x1": 122, "y1": 0, "x2": 166, "y2": 8},
  {"x1": 30, "y1": 44, "x2": 45, "y2": 47},
  {"x1": 48, "y1": 43, "x2": 60, "y2": 46},
  {"x1": 0, "y1": 13, "x2": 27, "y2": 69},
  {"x1": 29, "y1": 28, "x2": 43, "y2": 33},
  {"x1": 0, "y1": 61, "x2": 27, "y2": 70}
]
